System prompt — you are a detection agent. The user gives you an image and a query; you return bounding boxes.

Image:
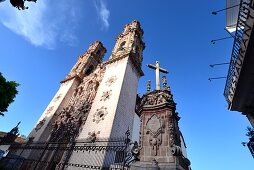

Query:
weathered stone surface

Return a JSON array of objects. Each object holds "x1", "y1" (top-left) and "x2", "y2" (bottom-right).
[{"x1": 131, "y1": 90, "x2": 191, "y2": 170}]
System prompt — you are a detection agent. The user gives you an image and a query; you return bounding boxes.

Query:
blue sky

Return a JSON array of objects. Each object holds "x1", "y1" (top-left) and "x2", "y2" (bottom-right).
[{"x1": 0, "y1": 0, "x2": 253, "y2": 169}]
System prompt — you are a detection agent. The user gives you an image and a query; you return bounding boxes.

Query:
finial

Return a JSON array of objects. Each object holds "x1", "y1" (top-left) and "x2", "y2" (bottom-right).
[
  {"x1": 162, "y1": 76, "x2": 171, "y2": 91},
  {"x1": 147, "y1": 80, "x2": 151, "y2": 92},
  {"x1": 162, "y1": 76, "x2": 167, "y2": 88}
]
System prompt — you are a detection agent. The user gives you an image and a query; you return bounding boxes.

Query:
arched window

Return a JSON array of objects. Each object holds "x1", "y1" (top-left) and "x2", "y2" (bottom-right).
[
  {"x1": 84, "y1": 65, "x2": 94, "y2": 76},
  {"x1": 117, "y1": 41, "x2": 126, "y2": 51}
]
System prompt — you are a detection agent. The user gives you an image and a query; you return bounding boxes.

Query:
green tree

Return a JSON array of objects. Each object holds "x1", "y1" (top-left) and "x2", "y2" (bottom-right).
[{"x1": 0, "y1": 72, "x2": 19, "y2": 116}]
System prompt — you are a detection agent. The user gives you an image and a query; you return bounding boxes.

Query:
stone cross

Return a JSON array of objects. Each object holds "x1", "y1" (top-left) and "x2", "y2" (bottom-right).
[{"x1": 147, "y1": 61, "x2": 168, "y2": 90}]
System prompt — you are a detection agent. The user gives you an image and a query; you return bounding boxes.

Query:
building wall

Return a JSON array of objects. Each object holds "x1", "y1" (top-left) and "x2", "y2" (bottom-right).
[
  {"x1": 76, "y1": 57, "x2": 139, "y2": 140},
  {"x1": 28, "y1": 78, "x2": 80, "y2": 142}
]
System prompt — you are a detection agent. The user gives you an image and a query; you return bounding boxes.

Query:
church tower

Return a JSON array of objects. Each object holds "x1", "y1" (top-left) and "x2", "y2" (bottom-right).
[
  {"x1": 18, "y1": 41, "x2": 107, "y2": 170},
  {"x1": 27, "y1": 41, "x2": 106, "y2": 143},
  {"x1": 76, "y1": 20, "x2": 145, "y2": 140},
  {"x1": 131, "y1": 64, "x2": 191, "y2": 170},
  {"x1": 66, "y1": 20, "x2": 145, "y2": 168}
]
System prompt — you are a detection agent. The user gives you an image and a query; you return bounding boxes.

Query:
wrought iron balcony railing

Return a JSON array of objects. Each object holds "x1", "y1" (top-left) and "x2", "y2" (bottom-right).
[{"x1": 224, "y1": 0, "x2": 254, "y2": 105}]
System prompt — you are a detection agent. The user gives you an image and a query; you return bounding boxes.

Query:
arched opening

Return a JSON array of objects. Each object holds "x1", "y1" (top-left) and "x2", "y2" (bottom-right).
[
  {"x1": 84, "y1": 65, "x2": 94, "y2": 76},
  {"x1": 117, "y1": 41, "x2": 126, "y2": 51}
]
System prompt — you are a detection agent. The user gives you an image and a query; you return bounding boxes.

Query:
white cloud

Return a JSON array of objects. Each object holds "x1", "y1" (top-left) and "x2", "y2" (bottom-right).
[
  {"x1": 0, "y1": 1, "x2": 79, "y2": 49},
  {"x1": 94, "y1": 0, "x2": 110, "y2": 30}
]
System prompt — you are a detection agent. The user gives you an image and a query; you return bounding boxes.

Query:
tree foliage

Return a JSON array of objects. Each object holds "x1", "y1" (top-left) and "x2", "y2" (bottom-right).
[{"x1": 0, "y1": 72, "x2": 19, "y2": 116}]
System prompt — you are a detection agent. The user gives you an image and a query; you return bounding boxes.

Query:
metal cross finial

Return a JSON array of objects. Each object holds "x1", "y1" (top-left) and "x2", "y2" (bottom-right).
[{"x1": 147, "y1": 61, "x2": 168, "y2": 90}]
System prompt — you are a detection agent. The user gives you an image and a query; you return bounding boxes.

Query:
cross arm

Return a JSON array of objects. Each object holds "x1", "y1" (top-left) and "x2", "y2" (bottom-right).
[
  {"x1": 159, "y1": 68, "x2": 168, "y2": 74},
  {"x1": 147, "y1": 64, "x2": 156, "y2": 70}
]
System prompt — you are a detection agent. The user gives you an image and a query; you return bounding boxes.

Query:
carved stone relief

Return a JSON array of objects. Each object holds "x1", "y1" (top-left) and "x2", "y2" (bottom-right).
[
  {"x1": 45, "y1": 106, "x2": 54, "y2": 115},
  {"x1": 141, "y1": 90, "x2": 174, "y2": 107},
  {"x1": 54, "y1": 94, "x2": 62, "y2": 102},
  {"x1": 35, "y1": 118, "x2": 46, "y2": 132},
  {"x1": 146, "y1": 114, "x2": 165, "y2": 156},
  {"x1": 100, "y1": 90, "x2": 112, "y2": 101},
  {"x1": 168, "y1": 116, "x2": 176, "y2": 147},
  {"x1": 93, "y1": 106, "x2": 108, "y2": 123},
  {"x1": 105, "y1": 75, "x2": 117, "y2": 86},
  {"x1": 50, "y1": 64, "x2": 106, "y2": 142},
  {"x1": 87, "y1": 131, "x2": 100, "y2": 142}
]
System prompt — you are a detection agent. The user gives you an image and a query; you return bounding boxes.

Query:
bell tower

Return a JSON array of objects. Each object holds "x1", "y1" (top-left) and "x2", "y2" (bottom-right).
[
  {"x1": 64, "y1": 41, "x2": 106, "y2": 81},
  {"x1": 75, "y1": 20, "x2": 145, "y2": 140},
  {"x1": 66, "y1": 21, "x2": 145, "y2": 168},
  {"x1": 27, "y1": 41, "x2": 106, "y2": 143},
  {"x1": 110, "y1": 20, "x2": 145, "y2": 67}
]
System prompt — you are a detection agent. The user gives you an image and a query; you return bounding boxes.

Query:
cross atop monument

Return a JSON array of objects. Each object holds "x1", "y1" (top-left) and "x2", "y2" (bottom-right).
[{"x1": 147, "y1": 61, "x2": 168, "y2": 90}]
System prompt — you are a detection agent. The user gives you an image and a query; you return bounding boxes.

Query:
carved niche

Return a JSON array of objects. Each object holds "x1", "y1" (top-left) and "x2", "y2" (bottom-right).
[
  {"x1": 93, "y1": 106, "x2": 108, "y2": 123},
  {"x1": 146, "y1": 114, "x2": 165, "y2": 156}
]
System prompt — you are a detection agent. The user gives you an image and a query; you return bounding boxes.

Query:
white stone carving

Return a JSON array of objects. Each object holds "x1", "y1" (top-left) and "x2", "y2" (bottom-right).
[
  {"x1": 93, "y1": 106, "x2": 108, "y2": 123},
  {"x1": 100, "y1": 90, "x2": 112, "y2": 101},
  {"x1": 105, "y1": 75, "x2": 117, "y2": 86}
]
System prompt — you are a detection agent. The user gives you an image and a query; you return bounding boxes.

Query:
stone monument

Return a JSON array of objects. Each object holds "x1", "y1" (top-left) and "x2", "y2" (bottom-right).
[{"x1": 131, "y1": 61, "x2": 191, "y2": 170}]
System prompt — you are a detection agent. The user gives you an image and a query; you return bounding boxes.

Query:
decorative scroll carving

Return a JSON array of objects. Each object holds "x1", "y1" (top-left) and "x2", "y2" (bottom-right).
[
  {"x1": 100, "y1": 90, "x2": 112, "y2": 101},
  {"x1": 105, "y1": 75, "x2": 117, "y2": 86},
  {"x1": 140, "y1": 90, "x2": 175, "y2": 107},
  {"x1": 50, "y1": 64, "x2": 106, "y2": 142},
  {"x1": 146, "y1": 114, "x2": 165, "y2": 156},
  {"x1": 93, "y1": 106, "x2": 108, "y2": 123},
  {"x1": 35, "y1": 118, "x2": 46, "y2": 132}
]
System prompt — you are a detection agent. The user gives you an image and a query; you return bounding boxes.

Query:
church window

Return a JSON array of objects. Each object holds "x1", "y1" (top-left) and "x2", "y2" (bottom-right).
[
  {"x1": 85, "y1": 65, "x2": 94, "y2": 76},
  {"x1": 117, "y1": 41, "x2": 126, "y2": 51},
  {"x1": 95, "y1": 49, "x2": 101, "y2": 55},
  {"x1": 75, "y1": 62, "x2": 81, "y2": 70}
]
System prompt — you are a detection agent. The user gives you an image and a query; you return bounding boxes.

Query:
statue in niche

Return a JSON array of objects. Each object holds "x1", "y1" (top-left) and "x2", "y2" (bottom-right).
[{"x1": 85, "y1": 79, "x2": 99, "y2": 104}]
